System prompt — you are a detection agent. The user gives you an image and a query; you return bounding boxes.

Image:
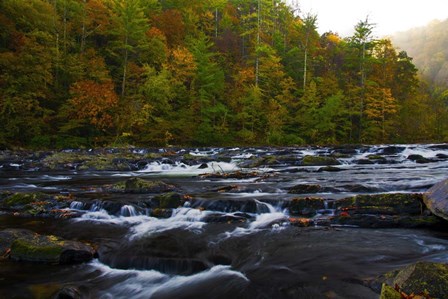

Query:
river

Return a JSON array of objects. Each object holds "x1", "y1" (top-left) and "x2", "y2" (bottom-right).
[{"x1": 1, "y1": 144, "x2": 448, "y2": 298}]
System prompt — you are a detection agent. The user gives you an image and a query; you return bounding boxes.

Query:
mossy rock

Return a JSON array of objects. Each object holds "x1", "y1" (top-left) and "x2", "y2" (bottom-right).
[
  {"x1": 335, "y1": 193, "x2": 423, "y2": 215},
  {"x1": 288, "y1": 197, "x2": 325, "y2": 216},
  {"x1": 11, "y1": 238, "x2": 63, "y2": 263},
  {"x1": 111, "y1": 177, "x2": 175, "y2": 194},
  {"x1": 391, "y1": 262, "x2": 448, "y2": 298},
  {"x1": 380, "y1": 283, "x2": 401, "y2": 299},
  {"x1": 2, "y1": 192, "x2": 48, "y2": 207},
  {"x1": 302, "y1": 155, "x2": 340, "y2": 166},
  {"x1": 288, "y1": 184, "x2": 323, "y2": 194},
  {"x1": 153, "y1": 192, "x2": 184, "y2": 209},
  {"x1": 2, "y1": 229, "x2": 95, "y2": 264},
  {"x1": 150, "y1": 208, "x2": 172, "y2": 218}
]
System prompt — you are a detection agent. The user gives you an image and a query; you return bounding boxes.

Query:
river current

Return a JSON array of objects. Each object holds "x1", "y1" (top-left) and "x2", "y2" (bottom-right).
[{"x1": 1, "y1": 144, "x2": 448, "y2": 298}]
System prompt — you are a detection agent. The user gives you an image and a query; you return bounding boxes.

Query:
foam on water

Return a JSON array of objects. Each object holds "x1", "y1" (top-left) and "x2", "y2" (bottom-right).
[
  {"x1": 129, "y1": 207, "x2": 208, "y2": 239},
  {"x1": 138, "y1": 161, "x2": 239, "y2": 175},
  {"x1": 90, "y1": 260, "x2": 249, "y2": 299}
]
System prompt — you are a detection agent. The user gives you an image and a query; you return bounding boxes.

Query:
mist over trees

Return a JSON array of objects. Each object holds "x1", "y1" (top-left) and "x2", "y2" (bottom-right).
[{"x1": 0, "y1": 0, "x2": 447, "y2": 148}]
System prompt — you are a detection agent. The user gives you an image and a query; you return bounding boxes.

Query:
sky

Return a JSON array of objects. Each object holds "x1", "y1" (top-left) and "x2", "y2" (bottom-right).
[{"x1": 289, "y1": 0, "x2": 448, "y2": 37}]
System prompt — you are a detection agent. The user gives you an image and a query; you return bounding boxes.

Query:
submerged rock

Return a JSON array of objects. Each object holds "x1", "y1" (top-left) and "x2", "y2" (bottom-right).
[
  {"x1": 0, "y1": 229, "x2": 95, "y2": 264},
  {"x1": 423, "y1": 179, "x2": 448, "y2": 221}
]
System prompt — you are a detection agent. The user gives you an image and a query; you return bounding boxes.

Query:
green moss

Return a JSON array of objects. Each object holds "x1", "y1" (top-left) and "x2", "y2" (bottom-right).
[
  {"x1": 380, "y1": 283, "x2": 401, "y2": 299},
  {"x1": 3, "y1": 193, "x2": 45, "y2": 207},
  {"x1": 29, "y1": 283, "x2": 62, "y2": 299},
  {"x1": 11, "y1": 238, "x2": 63, "y2": 263},
  {"x1": 393, "y1": 262, "x2": 448, "y2": 297},
  {"x1": 154, "y1": 192, "x2": 183, "y2": 209},
  {"x1": 302, "y1": 155, "x2": 340, "y2": 166}
]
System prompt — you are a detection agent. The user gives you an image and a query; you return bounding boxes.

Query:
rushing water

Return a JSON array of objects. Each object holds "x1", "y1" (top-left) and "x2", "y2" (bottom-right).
[{"x1": 1, "y1": 144, "x2": 448, "y2": 298}]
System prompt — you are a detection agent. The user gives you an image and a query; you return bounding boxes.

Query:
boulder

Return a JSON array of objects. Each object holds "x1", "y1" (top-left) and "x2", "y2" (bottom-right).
[
  {"x1": 153, "y1": 192, "x2": 184, "y2": 209},
  {"x1": 423, "y1": 179, "x2": 448, "y2": 221},
  {"x1": 380, "y1": 262, "x2": 448, "y2": 298},
  {"x1": 0, "y1": 229, "x2": 95, "y2": 264}
]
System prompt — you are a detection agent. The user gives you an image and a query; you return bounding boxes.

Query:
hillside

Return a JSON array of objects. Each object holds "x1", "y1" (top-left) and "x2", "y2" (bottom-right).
[{"x1": 392, "y1": 18, "x2": 448, "y2": 86}]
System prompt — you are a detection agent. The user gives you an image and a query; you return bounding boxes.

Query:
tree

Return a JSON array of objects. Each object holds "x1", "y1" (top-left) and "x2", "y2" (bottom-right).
[
  {"x1": 109, "y1": 0, "x2": 149, "y2": 97},
  {"x1": 349, "y1": 17, "x2": 376, "y2": 141}
]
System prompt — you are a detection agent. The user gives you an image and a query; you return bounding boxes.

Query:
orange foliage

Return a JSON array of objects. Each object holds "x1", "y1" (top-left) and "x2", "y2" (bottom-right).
[
  {"x1": 151, "y1": 9, "x2": 185, "y2": 46},
  {"x1": 69, "y1": 80, "x2": 118, "y2": 130},
  {"x1": 166, "y1": 47, "x2": 197, "y2": 84}
]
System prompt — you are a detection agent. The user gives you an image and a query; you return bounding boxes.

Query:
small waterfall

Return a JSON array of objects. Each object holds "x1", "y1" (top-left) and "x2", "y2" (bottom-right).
[
  {"x1": 90, "y1": 201, "x2": 104, "y2": 212},
  {"x1": 120, "y1": 205, "x2": 138, "y2": 217},
  {"x1": 254, "y1": 199, "x2": 277, "y2": 214},
  {"x1": 70, "y1": 201, "x2": 84, "y2": 210}
]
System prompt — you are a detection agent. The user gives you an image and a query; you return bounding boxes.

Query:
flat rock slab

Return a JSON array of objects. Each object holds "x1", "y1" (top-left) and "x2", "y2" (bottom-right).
[
  {"x1": 0, "y1": 228, "x2": 95, "y2": 264},
  {"x1": 424, "y1": 179, "x2": 448, "y2": 221}
]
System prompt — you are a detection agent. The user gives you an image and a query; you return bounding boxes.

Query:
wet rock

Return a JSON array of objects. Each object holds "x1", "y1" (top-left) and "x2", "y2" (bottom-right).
[
  {"x1": 198, "y1": 163, "x2": 209, "y2": 169},
  {"x1": 288, "y1": 217, "x2": 314, "y2": 227},
  {"x1": 191, "y1": 199, "x2": 258, "y2": 214},
  {"x1": 317, "y1": 166, "x2": 344, "y2": 172},
  {"x1": 407, "y1": 154, "x2": 432, "y2": 164},
  {"x1": 379, "y1": 262, "x2": 448, "y2": 298},
  {"x1": 0, "y1": 192, "x2": 73, "y2": 218},
  {"x1": 331, "y1": 214, "x2": 442, "y2": 228},
  {"x1": 379, "y1": 146, "x2": 405, "y2": 155},
  {"x1": 288, "y1": 197, "x2": 325, "y2": 216},
  {"x1": 423, "y1": 179, "x2": 448, "y2": 221},
  {"x1": 53, "y1": 286, "x2": 86, "y2": 299},
  {"x1": 340, "y1": 184, "x2": 384, "y2": 193},
  {"x1": 288, "y1": 184, "x2": 323, "y2": 194},
  {"x1": 356, "y1": 159, "x2": 374, "y2": 165},
  {"x1": 335, "y1": 193, "x2": 424, "y2": 215},
  {"x1": 150, "y1": 208, "x2": 172, "y2": 218},
  {"x1": 110, "y1": 177, "x2": 176, "y2": 194},
  {"x1": 1, "y1": 229, "x2": 95, "y2": 264},
  {"x1": 202, "y1": 213, "x2": 248, "y2": 223},
  {"x1": 301, "y1": 155, "x2": 340, "y2": 166},
  {"x1": 153, "y1": 192, "x2": 184, "y2": 209}
]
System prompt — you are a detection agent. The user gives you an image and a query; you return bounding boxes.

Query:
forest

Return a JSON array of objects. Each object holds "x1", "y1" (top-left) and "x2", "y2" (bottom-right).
[{"x1": 0, "y1": 0, "x2": 447, "y2": 148}]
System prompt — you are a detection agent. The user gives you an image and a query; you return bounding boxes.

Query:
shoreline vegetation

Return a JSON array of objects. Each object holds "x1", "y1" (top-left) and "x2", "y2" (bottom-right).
[{"x1": 0, "y1": 0, "x2": 447, "y2": 149}]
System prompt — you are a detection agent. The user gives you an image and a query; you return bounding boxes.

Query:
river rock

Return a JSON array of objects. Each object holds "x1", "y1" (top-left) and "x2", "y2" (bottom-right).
[
  {"x1": 0, "y1": 192, "x2": 74, "y2": 218},
  {"x1": 110, "y1": 177, "x2": 176, "y2": 194},
  {"x1": 0, "y1": 229, "x2": 95, "y2": 264},
  {"x1": 301, "y1": 155, "x2": 341, "y2": 166},
  {"x1": 423, "y1": 179, "x2": 448, "y2": 221},
  {"x1": 153, "y1": 192, "x2": 184, "y2": 209},
  {"x1": 288, "y1": 197, "x2": 325, "y2": 216},
  {"x1": 288, "y1": 184, "x2": 322, "y2": 194},
  {"x1": 379, "y1": 262, "x2": 448, "y2": 298},
  {"x1": 407, "y1": 154, "x2": 432, "y2": 164},
  {"x1": 335, "y1": 193, "x2": 423, "y2": 215}
]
